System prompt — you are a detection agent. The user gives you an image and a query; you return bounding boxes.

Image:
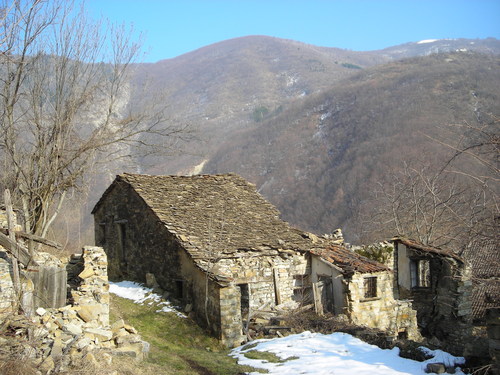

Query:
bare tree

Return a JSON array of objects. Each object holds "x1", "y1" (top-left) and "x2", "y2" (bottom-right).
[
  {"x1": 362, "y1": 108, "x2": 498, "y2": 250},
  {"x1": 426, "y1": 113, "x2": 499, "y2": 240},
  {"x1": 0, "y1": 0, "x2": 187, "y2": 239},
  {"x1": 364, "y1": 162, "x2": 490, "y2": 249}
]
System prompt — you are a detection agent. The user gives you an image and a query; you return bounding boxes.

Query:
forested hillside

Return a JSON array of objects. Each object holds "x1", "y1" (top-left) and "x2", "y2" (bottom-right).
[
  {"x1": 201, "y1": 52, "x2": 500, "y2": 243},
  {"x1": 52, "y1": 37, "x2": 500, "y2": 247}
]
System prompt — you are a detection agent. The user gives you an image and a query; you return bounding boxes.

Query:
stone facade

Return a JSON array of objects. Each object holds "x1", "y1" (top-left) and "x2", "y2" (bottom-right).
[
  {"x1": 310, "y1": 245, "x2": 421, "y2": 341},
  {"x1": 393, "y1": 237, "x2": 473, "y2": 354},
  {"x1": 92, "y1": 174, "x2": 335, "y2": 347}
]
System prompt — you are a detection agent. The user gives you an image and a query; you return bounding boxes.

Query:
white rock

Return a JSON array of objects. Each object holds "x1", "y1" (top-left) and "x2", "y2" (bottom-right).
[{"x1": 36, "y1": 307, "x2": 47, "y2": 316}]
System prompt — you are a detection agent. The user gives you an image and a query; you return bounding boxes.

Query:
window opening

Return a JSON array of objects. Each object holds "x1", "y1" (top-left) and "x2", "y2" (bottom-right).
[
  {"x1": 364, "y1": 276, "x2": 377, "y2": 298},
  {"x1": 398, "y1": 330, "x2": 408, "y2": 340},
  {"x1": 239, "y1": 284, "x2": 249, "y2": 313},
  {"x1": 175, "y1": 280, "x2": 184, "y2": 300},
  {"x1": 117, "y1": 222, "x2": 127, "y2": 262},
  {"x1": 292, "y1": 274, "x2": 312, "y2": 304},
  {"x1": 410, "y1": 259, "x2": 430, "y2": 288}
]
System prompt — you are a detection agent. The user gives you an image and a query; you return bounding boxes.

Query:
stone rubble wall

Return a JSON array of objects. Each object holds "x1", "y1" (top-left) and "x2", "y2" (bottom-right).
[
  {"x1": 347, "y1": 271, "x2": 422, "y2": 341},
  {"x1": 0, "y1": 252, "x2": 15, "y2": 313},
  {"x1": 215, "y1": 252, "x2": 309, "y2": 308},
  {"x1": 0, "y1": 246, "x2": 149, "y2": 374}
]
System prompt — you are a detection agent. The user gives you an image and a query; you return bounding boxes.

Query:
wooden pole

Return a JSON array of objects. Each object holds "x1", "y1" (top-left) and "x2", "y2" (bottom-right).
[
  {"x1": 4, "y1": 189, "x2": 21, "y2": 295},
  {"x1": 273, "y1": 268, "x2": 282, "y2": 305}
]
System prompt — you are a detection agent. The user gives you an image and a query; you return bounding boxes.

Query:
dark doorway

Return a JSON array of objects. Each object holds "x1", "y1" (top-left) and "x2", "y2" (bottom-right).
[{"x1": 239, "y1": 284, "x2": 249, "y2": 313}]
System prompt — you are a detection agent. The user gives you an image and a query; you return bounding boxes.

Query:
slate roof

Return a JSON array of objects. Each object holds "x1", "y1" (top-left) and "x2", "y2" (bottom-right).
[
  {"x1": 310, "y1": 245, "x2": 390, "y2": 276},
  {"x1": 463, "y1": 238, "x2": 500, "y2": 321},
  {"x1": 94, "y1": 173, "x2": 330, "y2": 265},
  {"x1": 391, "y1": 236, "x2": 464, "y2": 263}
]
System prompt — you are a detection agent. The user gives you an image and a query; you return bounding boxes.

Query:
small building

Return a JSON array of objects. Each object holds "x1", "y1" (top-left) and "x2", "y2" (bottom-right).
[
  {"x1": 92, "y1": 173, "x2": 331, "y2": 347},
  {"x1": 311, "y1": 245, "x2": 421, "y2": 340},
  {"x1": 392, "y1": 236, "x2": 472, "y2": 354},
  {"x1": 93, "y1": 173, "x2": 417, "y2": 347}
]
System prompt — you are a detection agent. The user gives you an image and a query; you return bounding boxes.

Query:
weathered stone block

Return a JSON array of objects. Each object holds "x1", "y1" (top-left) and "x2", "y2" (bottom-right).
[
  {"x1": 84, "y1": 328, "x2": 113, "y2": 341},
  {"x1": 77, "y1": 304, "x2": 103, "y2": 322},
  {"x1": 78, "y1": 266, "x2": 95, "y2": 279},
  {"x1": 63, "y1": 322, "x2": 82, "y2": 336},
  {"x1": 426, "y1": 362, "x2": 446, "y2": 373}
]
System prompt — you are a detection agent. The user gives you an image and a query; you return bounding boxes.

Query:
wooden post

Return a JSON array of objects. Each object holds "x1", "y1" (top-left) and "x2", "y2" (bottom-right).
[
  {"x1": 273, "y1": 268, "x2": 282, "y2": 305},
  {"x1": 4, "y1": 189, "x2": 21, "y2": 294},
  {"x1": 312, "y1": 282, "x2": 323, "y2": 315}
]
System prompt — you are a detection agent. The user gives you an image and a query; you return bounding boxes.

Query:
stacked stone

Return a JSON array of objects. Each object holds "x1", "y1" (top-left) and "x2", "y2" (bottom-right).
[
  {"x1": 70, "y1": 246, "x2": 111, "y2": 328},
  {"x1": 0, "y1": 246, "x2": 149, "y2": 373},
  {"x1": 0, "y1": 253, "x2": 14, "y2": 315}
]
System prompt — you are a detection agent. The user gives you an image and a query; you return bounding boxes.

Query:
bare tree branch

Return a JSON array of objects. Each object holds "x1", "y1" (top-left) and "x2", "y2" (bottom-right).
[{"x1": 0, "y1": 0, "x2": 189, "y2": 239}]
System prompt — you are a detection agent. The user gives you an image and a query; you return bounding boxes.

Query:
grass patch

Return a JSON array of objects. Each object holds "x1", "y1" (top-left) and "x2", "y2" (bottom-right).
[
  {"x1": 110, "y1": 294, "x2": 257, "y2": 375},
  {"x1": 243, "y1": 350, "x2": 298, "y2": 364}
]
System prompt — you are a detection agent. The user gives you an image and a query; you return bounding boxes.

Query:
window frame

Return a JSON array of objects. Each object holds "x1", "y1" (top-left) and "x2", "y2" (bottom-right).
[
  {"x1": 363, "y1": 276, "x2": 378, "y2": 300},
  {"x1": 410, "y1": 258, "x2": 431, "y2": 289}
]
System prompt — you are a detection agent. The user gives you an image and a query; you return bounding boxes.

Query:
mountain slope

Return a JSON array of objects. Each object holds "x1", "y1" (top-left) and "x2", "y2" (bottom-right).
[
  {"x1": 131, "y1": 36, "x2": 500, "y2": 174},
  {"x1": 202, "y1": 52, "x2": 500, "y2": 241}
]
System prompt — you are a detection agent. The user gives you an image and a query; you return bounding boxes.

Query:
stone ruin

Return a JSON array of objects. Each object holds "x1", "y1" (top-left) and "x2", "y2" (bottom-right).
[{"x1": 0, "y1": 246, "x2": 149, "y2": 374}]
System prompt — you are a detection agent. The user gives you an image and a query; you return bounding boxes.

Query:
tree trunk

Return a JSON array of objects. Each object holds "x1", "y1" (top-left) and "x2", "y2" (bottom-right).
[{"x1": 4, "y1": 189, "x2": 21, "y2": 294}]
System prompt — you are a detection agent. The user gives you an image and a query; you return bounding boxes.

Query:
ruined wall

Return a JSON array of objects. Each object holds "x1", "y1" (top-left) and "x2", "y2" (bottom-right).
[
  {"x1": 348, "y1": 271, "x2": 421, "y2": 340},
  {"x1": 93, "y1": 182, "x2": 183, "y2": 293},
  {"x1": 395, "y1": 243, "x2": 473, "y2": 354},
  {"x1": 311, "y1": 257, "x2": 345, "y2": 315},
  {"x1": 1, "y1": 246, "x2": 148, "y2": 372},
  {"x1": 215, "y1": 252, "x2": 310, "y2": 309}
]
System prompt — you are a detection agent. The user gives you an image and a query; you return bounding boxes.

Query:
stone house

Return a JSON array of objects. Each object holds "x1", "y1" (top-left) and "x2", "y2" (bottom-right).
[
  {"x1": 92, "y1": 173, "x2": 332, "y2": 347},
  {"x1": 93, "y1": 173, "x2": 415, "y2": 347},
  {"x1": 310, "y1": 245, "x2": 421, "y2": 340},
  {"x1": 392, "y1": 236, "x2": 472, "y2": 354}
]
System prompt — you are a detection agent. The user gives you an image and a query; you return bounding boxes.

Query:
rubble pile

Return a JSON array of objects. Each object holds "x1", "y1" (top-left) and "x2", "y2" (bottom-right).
[{"x1": 0, "y1": 246, "x2": 149, "y2": 374}]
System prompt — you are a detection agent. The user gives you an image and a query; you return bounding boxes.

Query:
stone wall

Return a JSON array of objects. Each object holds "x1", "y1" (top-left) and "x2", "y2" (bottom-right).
[
  {"x1": 215, "y1": 252, "x2": 310, "y2": 308},
  {"x1": 395, "y1": 243, "x2": 473, "y2": 355},
  {"x1": 0, "y1": 251, "x2": 15, "y2": 315},
  {"x1": 348, "y1": 271, "x2": 421, "y2": 341},
  {"x1": 0, "y1": 246, "x2": 148, "y2": 373},
  {"x1": 93, "y1": 182, "x2": 184, "y2": 293},
  {"x1": 176, "y1": 249, "x2": 310, "y2": 347}
]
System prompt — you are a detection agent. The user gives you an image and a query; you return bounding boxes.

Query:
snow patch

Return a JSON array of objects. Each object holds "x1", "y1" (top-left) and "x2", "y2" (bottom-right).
[
  {"x1": 188, "y1": 159, "x2": 207, "y2": 175},
  {"x1": 320, "y1": 112, "x2": 331, "y2": 121},
  {"x1": 109, "y1": 281, "x2": 186, "y2": 318},
  {"x1": 231, "y1": 331, "x2": 467, "y2": 375},
  {"x1": 417, "y1": 39, "x2": 439, "y2": 44}
]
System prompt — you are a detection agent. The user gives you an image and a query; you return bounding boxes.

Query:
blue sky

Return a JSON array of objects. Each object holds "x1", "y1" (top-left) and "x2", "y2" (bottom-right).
[{"x1": 86, "y1": 0, "x2": 500, "y2": 63}]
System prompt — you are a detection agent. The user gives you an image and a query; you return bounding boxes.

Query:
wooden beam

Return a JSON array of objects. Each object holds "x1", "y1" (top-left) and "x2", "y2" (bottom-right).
[
  {"x1": 0, "y1": 228, "x2": 62, "y2": 250},
  {"x1": 312, "y1": 282, "x2": 323, "y2": 316},
  {"x1": 0, "y1": 231, "x2": 38, "y2": 267}
]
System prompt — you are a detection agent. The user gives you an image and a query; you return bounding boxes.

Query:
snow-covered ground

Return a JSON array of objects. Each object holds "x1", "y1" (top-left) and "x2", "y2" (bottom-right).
[
  {"x1": 109, "y1": 281, "x2": 467, "y2": 375},
  {"x1": 109, "y1": 280, "x2": 186, "y2": 317},
  {"x1": 232, "y1": 331, "x2": 467, "y2": 375}
]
